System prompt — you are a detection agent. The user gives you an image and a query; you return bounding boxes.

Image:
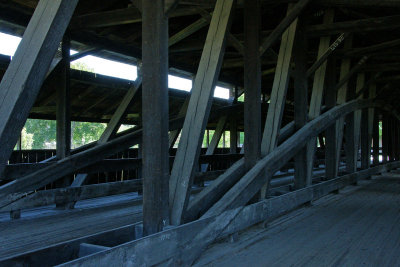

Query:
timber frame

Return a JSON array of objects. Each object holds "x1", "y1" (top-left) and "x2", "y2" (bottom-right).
[{"x1": 1, "y1": 0, "x2": 400, "y2": 265}]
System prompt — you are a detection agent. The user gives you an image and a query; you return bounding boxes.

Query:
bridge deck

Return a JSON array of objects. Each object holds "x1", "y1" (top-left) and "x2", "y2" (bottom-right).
[{"x1": 195, "y1": 175, "x2": 400, "y2": 267}]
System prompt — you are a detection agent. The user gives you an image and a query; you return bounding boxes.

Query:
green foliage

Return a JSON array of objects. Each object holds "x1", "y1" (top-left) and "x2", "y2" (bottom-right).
[
  {"x1": 25, "y1": 119, "x2": 56, "y2": 149},
  {"x1": 71, "y1": 121, "x2": 106, "y2": 148},
  {"x1": 21, "y1": 127, "x2": 33, "y2": 149},
  {"x1": 70, "y1": 61, "x2": 94, "y2": 73},
  {"x1": 237, "y1": 94, "x2": 244, "y2": 102},
  {"x1": 22, "y1": 119, "x2": 106, "y2": 149}
]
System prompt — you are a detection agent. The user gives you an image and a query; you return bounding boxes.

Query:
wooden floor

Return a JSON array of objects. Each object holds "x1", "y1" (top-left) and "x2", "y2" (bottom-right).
[
  {"x1": 195, "y1": 175, "x2": 400, "y2": 267},
  {"x1": 0, "y1": 193, "x2": 142, "y2": 260}
]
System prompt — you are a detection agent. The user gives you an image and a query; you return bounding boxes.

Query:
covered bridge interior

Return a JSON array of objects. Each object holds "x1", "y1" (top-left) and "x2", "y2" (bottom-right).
[{"x1": 0, "y1": 0, "x2": 400, "y2": 265}]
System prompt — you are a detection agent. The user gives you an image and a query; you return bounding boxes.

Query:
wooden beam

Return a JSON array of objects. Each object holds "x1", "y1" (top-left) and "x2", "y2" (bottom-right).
[
  {"x1": 70, "y1": 48, "x2": 100, "y2": 62},
  {"x1": 168, "y1": 17, "x2": 209, "y2": 47},
  {"x1": 229, "y1": 115, "x2": 238, "y2": 154},
  {"x1": 324, "y1": 59, "x2": 338, "y2": 179},
  {"x1": 306, "y1": 32, "x2": 349, "y2": 77},
  {"x1": 142, "y1": 0, "x2": 170, "y2": 235},
  {"x1": 184, "y1": 122, "x2": 295, "y2": 222},
  {"x1": 372, "y1": 109, "x2": 380, "y2": 165},
  {"x1": 169, "y1": 0, "x2": 234, "y2": 226},
  {"x1": 203, "y1": 98, "x2": 378, "y2": 218},
  {"x1": 334, "y1": 37, "x2": 353, "y2": 173},
  {"x1": 292, "y1": 19, "x2": 308, "y2": 189},
  {"x1": 0, "y1": 0, "x2": 79, "y2": 176},
  {"x1": 55, "y1": 35, "x2": 72, "y2": 189},
  {"x1": 307, "y1": 15, "x2": 400, "y2": 36},
  {"x1": 305, "y1": 10, "x2": 335, "y2": 185},
  {"x1": 259, "y1": 0, "x2": 311, "y2": 56},
  {"x1": 260, "y1": 5, "x2": 298, "y2": 198},
  {"x1": 382, "y1": 113, "x2": 389, "y2": 163},
  {"x1": 244, "y1": 0, "x2": 261, "y2": 171},
  {"x1": 165, "y1": 0, "x2": 181, "y2": 16},
  {"x1": 70, "y1": 6, "x2": 198, "y2": 29}
]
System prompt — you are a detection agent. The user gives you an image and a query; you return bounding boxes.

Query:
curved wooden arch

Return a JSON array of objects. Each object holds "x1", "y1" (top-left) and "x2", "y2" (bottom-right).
[{"x1": 195, "y1": 98, "x2": 398, "y2": 219}]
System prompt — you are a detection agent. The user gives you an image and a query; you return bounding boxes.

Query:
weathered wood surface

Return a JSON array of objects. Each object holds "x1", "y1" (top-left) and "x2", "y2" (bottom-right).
[
  {"x1": 142, "y1": 0, "x2": 170, "y2": 235},
  {"x1": 0, "y1": 197, "x2": 143, "y2": 262},
  {"x1": 169, "y1": 0, "x2": 234, "y2": 225},
  {"x1": 292, "y1": 17, "x2": 308, "y2": 189},
  {"x1": 54, "y1": 161, "x2": 400, "y2": 266},
  {"x1": 196, "y1": 175, "x2": 400, "y2": 267},
  {"x1": 0, "y1": 179, "x2": 142, "y2": 212},
  {"x1": 243, "y1": 0, "x2": 261, "y2": 171},
  {"x1": 0, "y1": 0, "x2": 79, "y2": 176}
]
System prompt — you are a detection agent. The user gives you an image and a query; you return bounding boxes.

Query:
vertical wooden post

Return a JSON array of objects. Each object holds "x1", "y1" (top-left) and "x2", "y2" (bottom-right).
[
  {"x1": 169, "y1": 0, "x2": 234, "y2": 225},
  {"x1": 389, "y1": 118, "x2": 395, "y2": 161},
  {"x1": 292, "y1": 20, "x2": 308, "y2": 189},
  {"x1": 244, "y1": 0, "x2": 261, "y2": 171},
  {"x1": 142, "y1": 0, "x2": 169, "y2": 235},
  {"x1": 230, "y1": 116, "x2": 237, "y2": 154},
  {"x1": 372, "y1": 111, "x2": 380, "y2": 165},
  {"x1": 334, "y1": 37, "x2": 352, "y2": 170},
  {"x1": 305, "y1": 9, "x2": 334, "y2": 184},
  {"x1": 55, "y1": 35, "x2": 71, "y2": 188},
  {"x1": 0, "y1": 0, "x2": 79, "y2": 176},
  {"x1": 324, "y1": 59, "x2": 338, "y2": 179},
  {"x1": 382, "y1": 115, "x2": 389, "y2": 163}
]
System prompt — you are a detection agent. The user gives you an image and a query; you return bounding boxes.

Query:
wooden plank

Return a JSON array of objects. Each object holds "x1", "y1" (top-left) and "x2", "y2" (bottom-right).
[
  {"x1": 292, "y1": 20, "x2": 308, "y2": 189},
  {"x1": 0, "y1": 0, "x2": 79, "y2": 176},
  {"x1": 354, "y1": 73, "x2": 366, "y2": 168},
  {"x1": 258, "y1": 0, "x2": 311, "y2": 56},
  {"x1": 305, "y1": 9, "x2": 335, "y2": 185},
  {"x1": 169, "y1": 0, "x2": 234, "y2": 226},
  {"x1": 142, "y1": 0, "x2": 169, "y2": 235},
  {"x1": 244, "y1": 0, "x2": 261, "y2": 171}
]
